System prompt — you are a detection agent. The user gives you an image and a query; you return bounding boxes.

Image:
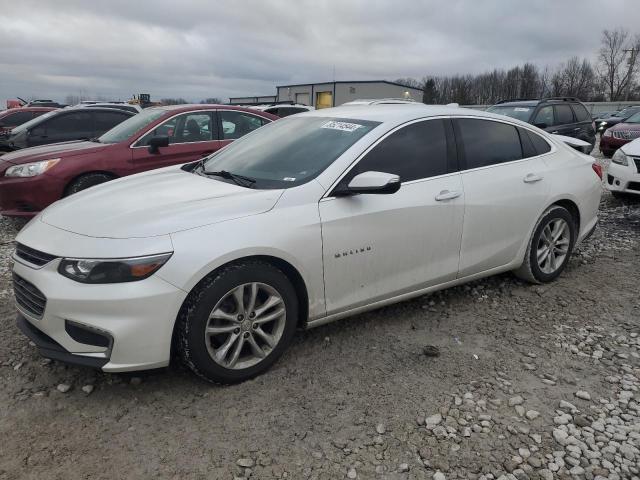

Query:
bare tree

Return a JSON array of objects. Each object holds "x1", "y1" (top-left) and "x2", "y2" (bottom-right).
[{"x1": 598, "y1": 28, "x2": 639, "y2": 100}]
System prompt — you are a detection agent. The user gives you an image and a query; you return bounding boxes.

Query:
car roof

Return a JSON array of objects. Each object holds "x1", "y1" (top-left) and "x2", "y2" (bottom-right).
[
  {"x1": 150, "y1": 104, "x2": 279, "y2": 119},
  {"x1": 491, "y1": 101, "x2": 538, "y2": 107},
  {"x1": 301, "y1": 103, "x2": 527, "y2": 126},
  {"x1": 0, "y1": 106, "x2": 58, "y2": 114}
]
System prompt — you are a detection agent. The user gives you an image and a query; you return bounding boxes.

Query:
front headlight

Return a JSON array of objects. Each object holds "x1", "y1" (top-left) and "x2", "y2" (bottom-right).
[
  {"x1": 5, "y1": 158, "x2": 60, "y2": 177},
  {"x1": 603, "y1": 129, "x2": 612, "y2": 137},
  {"x1": 611, "y1": 149, "x2": 629, "y2": 166},
  {"x1": 58, "y1": 253, "x2": 172, "y2": 283}
]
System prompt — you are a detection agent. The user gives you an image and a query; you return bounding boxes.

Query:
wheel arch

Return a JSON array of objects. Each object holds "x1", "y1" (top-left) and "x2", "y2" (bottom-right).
[
  {"x1": 63, "y1": 170, "x2": 119, "y2": 196},
  {"x1": 550, "y1": 198, "x2": 581, "y2": 232},
  {"x1": 170, "y1": 254, "x2": 310, "y2": 358}
]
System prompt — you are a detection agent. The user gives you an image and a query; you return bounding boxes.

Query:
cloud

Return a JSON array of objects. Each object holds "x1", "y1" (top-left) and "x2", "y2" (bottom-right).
[{"x1": 0, "y1": 0, "x2": 638, "y2": 103}]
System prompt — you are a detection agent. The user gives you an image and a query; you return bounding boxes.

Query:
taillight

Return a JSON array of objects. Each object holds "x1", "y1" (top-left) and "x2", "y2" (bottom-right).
[{"x1": 592, "y1": 163, "x2": 603, "y2": 180}]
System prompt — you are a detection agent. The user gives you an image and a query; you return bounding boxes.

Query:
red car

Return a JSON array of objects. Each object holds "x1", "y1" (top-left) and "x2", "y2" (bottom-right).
[
  {"x1": 600, "y1": 110, "x2": 640, "y2": 157},
  {"x1": 0, "y1": 106, "x2": 57, "y2": 136},
  {"x1": 0, "y1": 105, "x2": 277, "y2": 217}
]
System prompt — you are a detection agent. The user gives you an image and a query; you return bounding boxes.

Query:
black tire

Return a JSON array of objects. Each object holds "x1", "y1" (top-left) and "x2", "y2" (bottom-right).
[
  {"x1": 514, "y1": 206, "x2": 577, "y2": 284},
  {"x1": 177, "y1": 261, "x2": 298, "y2": 384},
  {"x1": 65, "y1": 173, "x2": 114, "y2": 196}
]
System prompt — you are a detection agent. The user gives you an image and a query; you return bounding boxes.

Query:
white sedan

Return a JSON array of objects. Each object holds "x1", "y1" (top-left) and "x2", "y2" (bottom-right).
[
  {"x1": 606, "y1": 137, "x2": 640, "y2": 196},
  {"x1": 13, "y1": 105, "x2": 602, "y2": 383}
]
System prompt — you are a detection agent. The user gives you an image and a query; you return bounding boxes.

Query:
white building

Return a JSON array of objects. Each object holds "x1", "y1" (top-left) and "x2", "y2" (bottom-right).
[{"x1": 229, "y1": 80, "x2": 423, "y2": 108}]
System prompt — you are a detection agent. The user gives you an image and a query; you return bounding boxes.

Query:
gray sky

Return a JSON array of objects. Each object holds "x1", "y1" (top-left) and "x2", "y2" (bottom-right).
[{"x1": 1, "y1": 0, "x2": 639, "y2": 103}]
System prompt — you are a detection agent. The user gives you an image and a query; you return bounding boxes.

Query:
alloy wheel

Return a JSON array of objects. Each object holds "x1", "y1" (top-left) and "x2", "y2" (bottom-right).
[
  {"x1": 536, "y1": 218, "x2": 570, "y2": 274},
  {"x1": 205, "y1": 282, "x2": 286, "y2": 370}
]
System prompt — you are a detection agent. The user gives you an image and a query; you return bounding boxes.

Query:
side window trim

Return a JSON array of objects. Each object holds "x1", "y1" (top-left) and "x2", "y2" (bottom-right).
[{"x1": 326, "y1": 116, "x2": 456, "y2": 198}]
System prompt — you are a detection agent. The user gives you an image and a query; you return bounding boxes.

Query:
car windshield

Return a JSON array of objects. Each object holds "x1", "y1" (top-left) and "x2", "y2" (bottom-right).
[
  {"x1": 201, "y1": 116, "x2": 380, "y2": 189},
  {"x1": 9, "y1": 110, "x2": 58, "y2": 134},
  {"x1": 614, "y1": 108, "x2": 638, "y2": 118},
  {"x1": 624, "y1": 112, "x2": 640, "y2": 124},
  {"x1": 97, "y1": 108, "x2": 166, "y2": 144},
  {"x1": 486, "y1": 105, "x2": 534, "y2": 122}
]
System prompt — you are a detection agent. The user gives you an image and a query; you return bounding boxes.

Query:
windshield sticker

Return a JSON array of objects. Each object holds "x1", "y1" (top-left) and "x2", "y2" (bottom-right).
[
  {"x1": 321, "y1": 121, "x2": 363, "y2": 132},
  {"x1": 514, "y1": 107, "x2": 531, "y2": 112}
]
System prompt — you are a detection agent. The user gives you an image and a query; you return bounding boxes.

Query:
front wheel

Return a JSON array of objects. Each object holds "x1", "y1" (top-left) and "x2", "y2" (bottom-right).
[
  {"x1": 177, "y1": 261, "x2": 298, "y2": 384},
  {"x1": 514, "y1": 206, "x2": 576, "y2": 284},
  {"x1": 65, "y1": 173, "x2": 114, "y2": 196}
]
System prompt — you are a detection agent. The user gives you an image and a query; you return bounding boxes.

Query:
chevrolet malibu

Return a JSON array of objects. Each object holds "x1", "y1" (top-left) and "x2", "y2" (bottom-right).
[{"x1": 13, "y1": 105, "x2": 602, "y2": 384}]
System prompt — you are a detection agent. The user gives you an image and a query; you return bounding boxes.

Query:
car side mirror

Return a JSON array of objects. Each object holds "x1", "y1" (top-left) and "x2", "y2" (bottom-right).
[
  {"x1": 336, "y1": 171, "x2": 401, "y2": 196},
  {"x1": 148, "y1": 135, "x2": 170, "y2": 154},
  {"x1": 534, "y1": 122, "x2": 547, "y2": 129}
]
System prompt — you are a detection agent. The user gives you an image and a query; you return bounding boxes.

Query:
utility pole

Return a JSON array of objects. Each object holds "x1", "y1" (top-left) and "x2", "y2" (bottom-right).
[{"x1": 623, "y1": 47, "x2": 639, "y2": 100}]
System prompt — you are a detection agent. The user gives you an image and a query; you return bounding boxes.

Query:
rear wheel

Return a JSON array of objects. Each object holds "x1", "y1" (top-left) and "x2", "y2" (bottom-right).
[
  {"x1": 177, "y1": 261, "x2": 298, "y2": 384},
  {"x1": 514, "y1": 206, "x2": 576, "y2": 284},
  {"x1": 65, "y1": 173, "x2": 114, "y2": 196}
]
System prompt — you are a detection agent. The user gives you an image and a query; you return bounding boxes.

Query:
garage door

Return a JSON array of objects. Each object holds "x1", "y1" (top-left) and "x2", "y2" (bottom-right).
[{"x1": 295, "y1": 93, "x2": 310, "y2": 106}]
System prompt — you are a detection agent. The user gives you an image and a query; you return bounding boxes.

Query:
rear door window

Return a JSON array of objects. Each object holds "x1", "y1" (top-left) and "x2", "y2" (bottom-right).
[
  {"x1": 571, "y1": 104, "x2": 591, "y2": 123},
  {"x1": 456, "y1": 119, "x2": 523, "y2": 169},
  {"x1": 554, "y1": 105, "x2": 575, "y2": 125},
  {"x1": 533, "y1": 106, "x2": 554, "y2": 127},
  {"x1": 220, "y1": 111, "x2": 268, "y2": 140},
  {"x1": 526, "y1": 130, "x2": 552, "y2": 155},
  {"x1": 2, "y1": 111, "x2": 34, "y2": 126},
  {"x1": 93, "y1": 111, "x2": 131, "y2": 134}
]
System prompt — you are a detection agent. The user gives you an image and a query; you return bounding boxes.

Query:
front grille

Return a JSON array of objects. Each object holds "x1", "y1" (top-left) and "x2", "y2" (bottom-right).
[
  {"x1": 634, "y1": 158, "x2": 640, "y2": 174},
  {"x1": 15, "y1": 243, "x2": 56, "y2": 267},
  {"x1": 13, "y1": 273, "x2": 47, "y2": 319},
  {"x1": 628, "y1": 182, "x2": 640, "y2": 192},
  {"x1": 612, "y1": 130, "x2": 640, "y2": 140}
]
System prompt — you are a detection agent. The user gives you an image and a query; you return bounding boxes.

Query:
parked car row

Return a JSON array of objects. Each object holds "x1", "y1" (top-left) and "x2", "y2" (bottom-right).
[
  {"x1": 0, "y1": 107, "x2": 58, "y2": 136},
  {"x1": 594, "y1": 106, "x2": 640, "y2": 133},
  {"x1": 486, "y1": 97, "x2": 596, "y2": 153},
  {"x1": 0, "y1": 107, "x2": 135, "y2": 153},
  {"x1": 0, "y1": 105, "x2": 277, "y2": 216},
  {"x1": 11, "y1": 103, "x2": 602, "y2": 383}
]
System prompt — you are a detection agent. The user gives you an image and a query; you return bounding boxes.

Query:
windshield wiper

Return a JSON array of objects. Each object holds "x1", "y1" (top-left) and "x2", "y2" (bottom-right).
[
  {"x1": 89, "y1": 137, "x2": 101, "y2": 143},
  {"x1": 201, "y1": 170, "x2": 256, "y2": 188}
]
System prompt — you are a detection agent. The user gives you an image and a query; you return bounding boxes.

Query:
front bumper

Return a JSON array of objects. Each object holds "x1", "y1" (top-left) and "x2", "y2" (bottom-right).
[
  {"x1": 606, "y1": 160, "x2": 640, "y2": 195},
  {"x1": 13, "y1": 253, "x2": 188, "y2": 372},
  {"x1": 0, "y1": 173, "x2": 63, "y2": 217}
]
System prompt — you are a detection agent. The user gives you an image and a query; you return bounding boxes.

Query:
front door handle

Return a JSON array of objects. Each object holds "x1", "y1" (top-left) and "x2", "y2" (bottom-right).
[
  {"x1": 550, "y1": 130, "x2": 559, "y2": 134},
  {"x1": 523, "y1": 173, "x2": 543, "y2": 183},
  {"x1": 435, "y1": 190, "x2": 461, "y2": 201},
  {"x1": 573, "y1": 128, "x2": 581, "y2": 132}
]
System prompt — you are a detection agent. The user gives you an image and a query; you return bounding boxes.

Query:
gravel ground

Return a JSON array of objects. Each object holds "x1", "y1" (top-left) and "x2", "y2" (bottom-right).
[{"x1": 0, "y1": 148, "x2": 638, "y2": 480}]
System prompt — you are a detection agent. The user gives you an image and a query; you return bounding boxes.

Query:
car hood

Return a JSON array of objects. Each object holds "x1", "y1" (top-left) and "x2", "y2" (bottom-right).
[
  {"x1": 0, "y1": 140, "x2": 111, "y2": 164},
  {"x1": 610, "y1": 122, "x2": 640, "y2": 131},
  {"x1": 40, "y1": 167, "x2": 284, "y2": 239},
  {"x1": 620, "y1": 137, "x2": 640, "y2": 156}
]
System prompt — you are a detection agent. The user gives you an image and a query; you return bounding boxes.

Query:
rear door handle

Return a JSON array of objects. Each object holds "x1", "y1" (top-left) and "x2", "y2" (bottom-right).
[
  {"x1": 573, "y1": 128, "x2": 581, "y2": 132},
  {"x1": 523, "y1": 173, "x2": 543, "y2": 183},
  {"x1": 435, "y1": 190, "x2": 461, "y2": 201}
]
